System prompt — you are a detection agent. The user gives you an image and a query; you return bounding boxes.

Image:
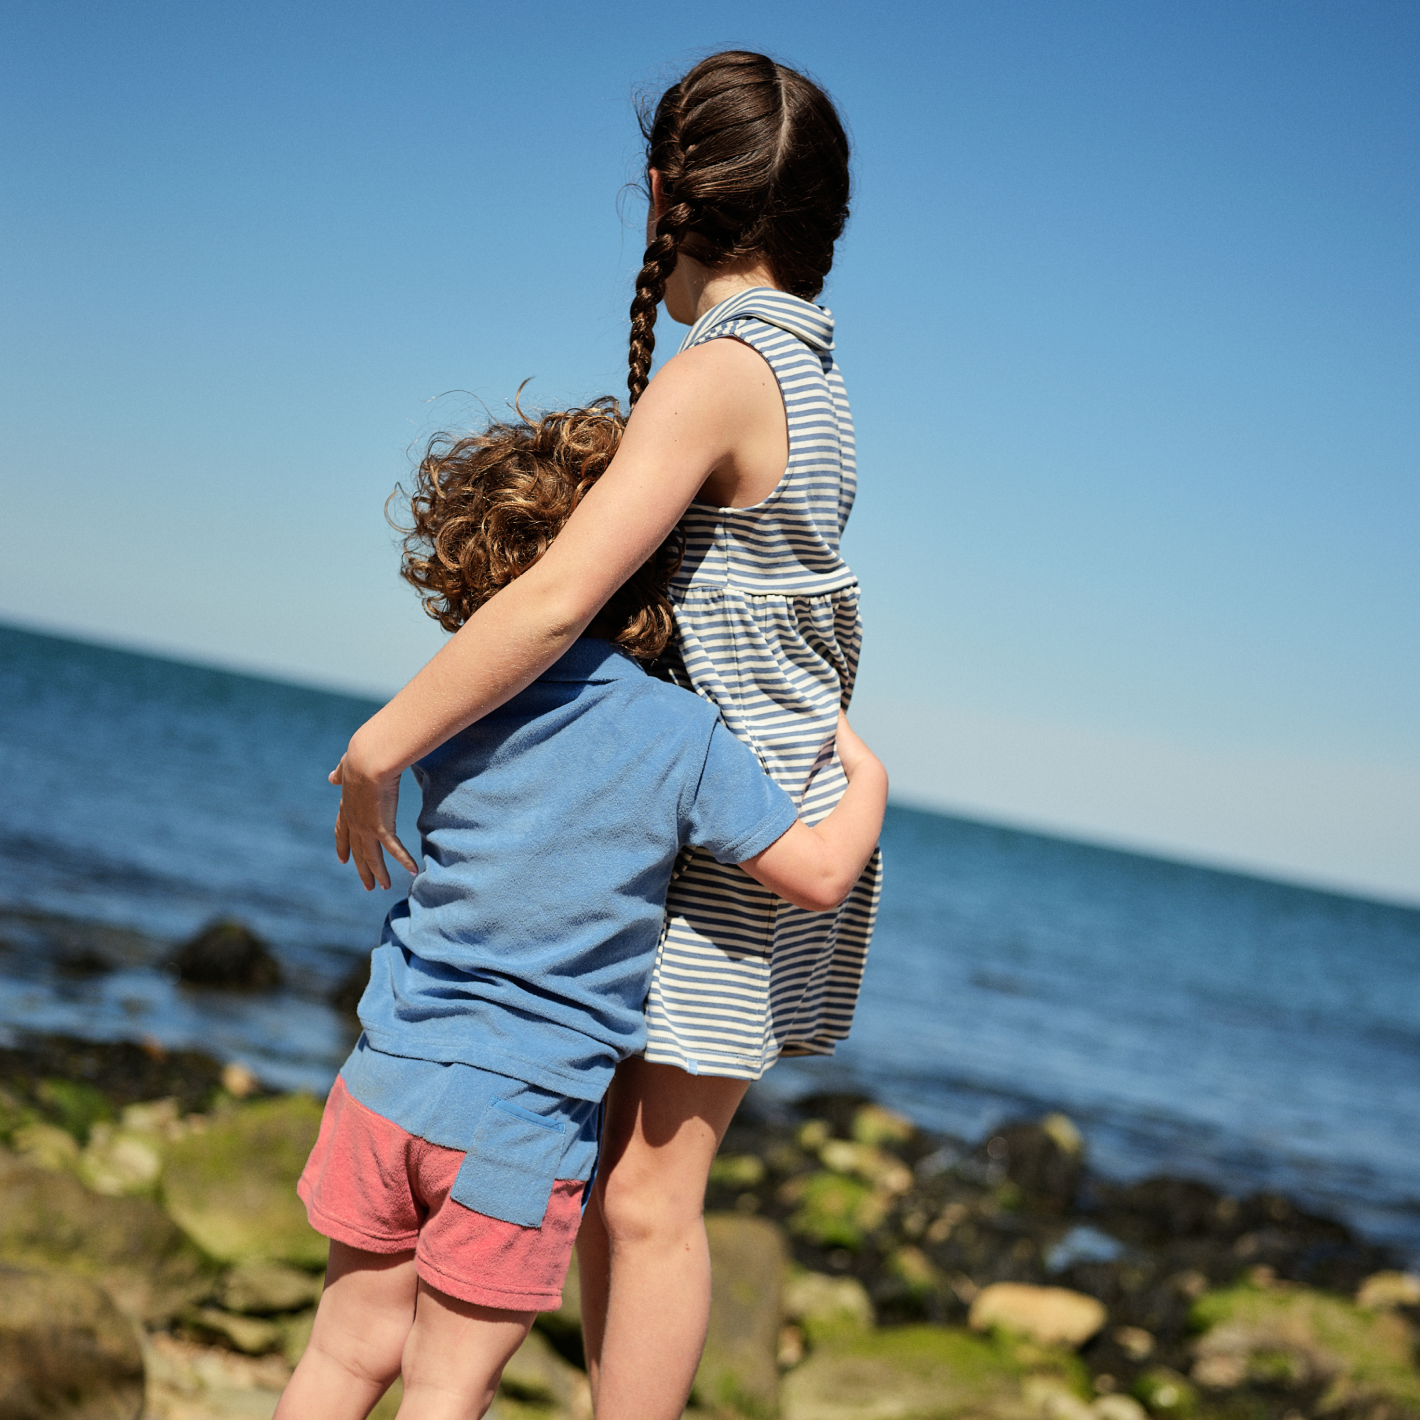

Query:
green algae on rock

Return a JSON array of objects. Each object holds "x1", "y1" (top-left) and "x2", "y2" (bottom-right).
[
  {"x1": 0, "y1": 1149, "x2": 213, "y2": 1324},
  {"x1": 161, "y1": 1095, "x2": 327, "y2": 1269},
  {"x1": 781, "y1": 1322, "x2": 1081, "y2": 1420},
  {"x1": 1189, "y1": 1278, "x2": 1420, "y2": 1416}
]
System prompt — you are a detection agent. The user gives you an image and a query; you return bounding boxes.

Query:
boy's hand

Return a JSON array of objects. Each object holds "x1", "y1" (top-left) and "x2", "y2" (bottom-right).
[{"x1": 329, "y1": 750, "x2": 418, "y2": 892}]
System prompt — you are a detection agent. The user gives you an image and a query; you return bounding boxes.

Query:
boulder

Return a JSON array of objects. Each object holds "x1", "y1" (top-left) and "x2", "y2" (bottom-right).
[
  {"x1": 77, "y1": 1123, "x2": 163, "y2": 1197},
  {"x1": 161, "y1": 1095, "x2": 327, "y2": 1268},
  {"x1": 0, "y1": 1150, "x2": 212, "y2": 1324},
  {"x1": 1189, "y1": 1279, "x2": 1420, "y2": 1413},
  {"x1": 970, "y1": 1284, "x2": 1107, "y2": 1348},
  {"x1": 781, "y1": 1323, "x2": 1046, "y2": 1420},
  {"x1": 694, "y1": 1214, "x2": 785, "y2": 1419},
  {"x1": 218, "y1": 1258, "x2": 325, "y2": 1315},
  {"x1": 499, "y1": 1326, "x2": 589, "y2": 1413},
  {"x1": 783, "y1": 1270, "x2": 875, "y2": 1345},
  {"x1": 973, "y1": 1117, "x2": 1084, "y2": 1214},
  {"x1": 0, "y1": 1263, "x2": 145, "y2": 1420},
  {"x1": 850, "y1": 1104, "x2": 915, "y2": 1149},
  {"x1": 1357, "y1": 1271, "x2": 1420, "y2": 1311},
  {"x1": 171, "y1": 919, "x2": 281, "y2": 990},
  {"x1": 182, "y1": 1306, "x2": 284, "y2": 1356}
]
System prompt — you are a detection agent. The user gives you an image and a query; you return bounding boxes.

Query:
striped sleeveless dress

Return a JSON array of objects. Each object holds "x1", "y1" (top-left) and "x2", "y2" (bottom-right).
[{"x1": 644, "y1": 287, "x2": 882, "y2": 1079}]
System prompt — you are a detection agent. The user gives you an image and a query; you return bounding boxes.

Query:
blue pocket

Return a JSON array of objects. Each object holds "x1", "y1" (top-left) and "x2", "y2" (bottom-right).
[{"x1": 451, "y1": 1096, "x2": 567, "y2": 1228}]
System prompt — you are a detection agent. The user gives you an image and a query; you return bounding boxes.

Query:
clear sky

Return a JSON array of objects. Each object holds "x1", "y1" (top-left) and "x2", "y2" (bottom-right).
[{"x1": 2, "y1": 1, "x2": 1416, "y2": 903}]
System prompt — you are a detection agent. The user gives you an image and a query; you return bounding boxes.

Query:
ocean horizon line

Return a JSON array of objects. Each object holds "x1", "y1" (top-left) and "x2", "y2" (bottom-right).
[{"x1": 5, "y1": 613, "x2": 1417, "y2": 916}]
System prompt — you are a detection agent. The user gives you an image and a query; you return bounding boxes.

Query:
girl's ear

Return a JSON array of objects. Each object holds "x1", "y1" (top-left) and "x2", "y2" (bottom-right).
[{"x1": 649, "y1": 167, "x2": 668, "y2": 221}]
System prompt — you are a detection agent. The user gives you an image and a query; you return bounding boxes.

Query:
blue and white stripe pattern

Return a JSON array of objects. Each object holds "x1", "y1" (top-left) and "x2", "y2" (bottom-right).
[{"x1": 644, "y1": 288, "x2": 882, "y2": 1079}]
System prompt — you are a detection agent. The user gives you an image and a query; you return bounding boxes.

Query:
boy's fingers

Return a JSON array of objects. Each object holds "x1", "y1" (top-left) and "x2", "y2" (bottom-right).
[{"x1": 383, "y1": 833, "x2": 418, "y2": 877}]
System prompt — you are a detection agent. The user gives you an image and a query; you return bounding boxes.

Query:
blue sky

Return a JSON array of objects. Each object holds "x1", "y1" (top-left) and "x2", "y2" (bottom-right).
[{"x1": 2, "y1": 1, "x2": 1416, "y2": 902}]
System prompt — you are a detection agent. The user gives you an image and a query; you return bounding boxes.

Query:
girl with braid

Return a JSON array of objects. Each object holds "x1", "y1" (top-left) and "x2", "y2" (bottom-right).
[{"x1": 329, "y1": 51, "x2": 879, "y2": 1417}]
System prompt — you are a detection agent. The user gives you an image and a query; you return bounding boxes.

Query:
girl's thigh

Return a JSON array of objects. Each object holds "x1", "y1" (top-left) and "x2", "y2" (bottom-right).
[{"x1": 597, "y1": 1057, "x2": 749, "y2": 1227}]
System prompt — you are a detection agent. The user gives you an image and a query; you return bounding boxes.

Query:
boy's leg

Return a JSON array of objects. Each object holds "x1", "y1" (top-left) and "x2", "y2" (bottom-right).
[
  {"x1": 396, "y1": 1279, "x2": 534, "y2": 1419},
  {"x1": 578, "y1": 1056, "x2": 749, "y2": 1420},
  {"x1": 274, "y1": 1241, "x2": 417, "y2": 1420}
]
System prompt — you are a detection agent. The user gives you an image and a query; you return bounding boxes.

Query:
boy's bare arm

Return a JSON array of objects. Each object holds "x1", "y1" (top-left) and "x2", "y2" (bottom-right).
[{"x1": 738, "y1": 714, "x2": 887, "y2": 914}]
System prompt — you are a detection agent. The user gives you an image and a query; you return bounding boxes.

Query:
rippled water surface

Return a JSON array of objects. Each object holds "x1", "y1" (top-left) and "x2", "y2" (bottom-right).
[{"x1": 3, "y1": 622, "x2": 1418, "y2": 1259}]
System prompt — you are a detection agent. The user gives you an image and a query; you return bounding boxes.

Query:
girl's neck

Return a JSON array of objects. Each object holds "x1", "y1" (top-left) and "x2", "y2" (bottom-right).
[{"x1": 665, "y1": 252, "x2": 783, "y2": 326}]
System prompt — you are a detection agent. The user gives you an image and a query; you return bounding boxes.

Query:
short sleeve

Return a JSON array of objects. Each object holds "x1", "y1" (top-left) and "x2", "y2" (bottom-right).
[{"x1": 683, "y1": 720, "x2": 798, "y2": 864}]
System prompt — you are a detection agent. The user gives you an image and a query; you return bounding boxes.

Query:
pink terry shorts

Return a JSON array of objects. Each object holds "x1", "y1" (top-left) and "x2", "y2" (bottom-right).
[{"x1": 297, "y1": 1076, "x2": 585, "y2": 1311}]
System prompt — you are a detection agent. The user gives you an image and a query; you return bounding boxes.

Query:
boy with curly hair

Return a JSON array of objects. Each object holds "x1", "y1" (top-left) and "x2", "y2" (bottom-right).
[{"x1": 277, "y1": 400, "x2": 887, "y2": 1419}]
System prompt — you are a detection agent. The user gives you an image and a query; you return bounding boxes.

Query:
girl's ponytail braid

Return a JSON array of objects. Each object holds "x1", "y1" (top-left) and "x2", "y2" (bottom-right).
[
  {"x1": 628, "y1": 84, "x2": 692, "y2": 406},
  {"x1": 628, "y1": 201, "x2": 691, "y2": 406}
]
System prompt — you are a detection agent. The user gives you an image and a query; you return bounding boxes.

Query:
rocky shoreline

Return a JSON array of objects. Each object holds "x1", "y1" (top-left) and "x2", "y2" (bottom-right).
[{"x1": 1, "y1": 1031, "x2": 1417, "y2": 1420}]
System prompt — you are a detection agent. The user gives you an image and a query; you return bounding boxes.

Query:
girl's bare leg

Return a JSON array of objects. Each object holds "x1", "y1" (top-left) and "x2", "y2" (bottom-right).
[
  {"x1": 579, "y1": 1057, "x2": 749, "y2": 1420},
  {"x1": 275, "y1": 1241, "x2": 416, "y2": 1420}
]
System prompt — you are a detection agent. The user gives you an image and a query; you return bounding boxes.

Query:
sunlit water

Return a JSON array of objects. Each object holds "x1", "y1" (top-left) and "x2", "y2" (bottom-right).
[{"x1": 3, "y1": 622, "x2": 1418, "y2": 1260}]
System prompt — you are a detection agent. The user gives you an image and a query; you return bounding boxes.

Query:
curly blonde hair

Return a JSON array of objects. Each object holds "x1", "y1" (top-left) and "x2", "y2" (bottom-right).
[{"x1": 394, "y1": 398, "x2": 679, "y2": 664}]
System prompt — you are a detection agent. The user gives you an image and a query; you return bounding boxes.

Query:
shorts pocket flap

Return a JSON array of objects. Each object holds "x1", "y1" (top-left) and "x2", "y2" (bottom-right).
[{"x1": 451, "y1": 1097, "x2": 568, "y2": 1228}]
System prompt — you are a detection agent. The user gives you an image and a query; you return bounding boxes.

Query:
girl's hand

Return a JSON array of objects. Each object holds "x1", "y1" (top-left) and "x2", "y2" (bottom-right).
[
  {"x1": 835, "y1": 709, "x2": 875, "y2": 780},
  {"x1": 329, "y1": 751, "x2": 418, "y2": 892}
]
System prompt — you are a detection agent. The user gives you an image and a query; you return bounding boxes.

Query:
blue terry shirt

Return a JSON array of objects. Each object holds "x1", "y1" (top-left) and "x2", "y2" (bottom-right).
[{"x1": 356, "y1": 638, "x2": 798, "y2": 1103}]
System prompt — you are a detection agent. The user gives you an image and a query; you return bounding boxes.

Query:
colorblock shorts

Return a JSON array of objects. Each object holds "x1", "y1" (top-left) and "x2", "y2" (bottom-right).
[{"x1": 298, "y1": 1043, "x2": 601, "y2": 1312}]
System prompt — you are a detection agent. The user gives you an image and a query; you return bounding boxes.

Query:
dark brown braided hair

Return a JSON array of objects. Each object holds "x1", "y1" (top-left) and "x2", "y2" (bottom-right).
[
  {"x1": 628, "y1": 50, "x2": 852, "y2": 405},
  {"x1": 394, "y1": 399, "x2": 679, "y2": 664}
]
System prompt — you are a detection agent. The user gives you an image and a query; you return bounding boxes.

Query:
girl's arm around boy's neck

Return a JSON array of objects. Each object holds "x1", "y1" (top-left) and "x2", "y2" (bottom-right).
[
  {"x1": 738, "y1": 713, "x2": 887, "y2": 915},
  {"x1": 332, "y1": 340, "x2": 788, "y2": 891}
]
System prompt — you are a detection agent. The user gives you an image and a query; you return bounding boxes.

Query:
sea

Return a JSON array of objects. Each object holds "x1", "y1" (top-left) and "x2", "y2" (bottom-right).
[{"x1": 2, "y1": 621, "x2": 1418, "y2": 1263}]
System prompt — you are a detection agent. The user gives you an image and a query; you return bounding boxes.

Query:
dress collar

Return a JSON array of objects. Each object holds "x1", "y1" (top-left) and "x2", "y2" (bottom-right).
[{"x1": 679, "y1": 286, "x2": 835, "y2": 354}]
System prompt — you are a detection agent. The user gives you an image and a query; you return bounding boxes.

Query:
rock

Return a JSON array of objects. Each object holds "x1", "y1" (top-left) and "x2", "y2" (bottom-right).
[
  {"x1": 850, "y1": 1104, "x2": 915, "y2": 1149},
  {"x1": 331, "y1": 954, "x2": 372, "y2": 1017},
  {"x1": 184, "y1": 1306, "x2": 285, "y2": 1355},
  {"x1": 219, "y1": 1258, "x2": 325, "y2": 1315},
  {"x1": 499, "y1": 1326, "x2": 588, "y2": 1412},
  {"x1": 140, "y1": 1330, "x2": 294, "y2": 1417},
  {"x1": 171, "y1": 919, "x2": 281, "y2": 990},
  {"x1": 162, "y1": 1095, "x2": 327, "y2": 1268},
  {"x1": 279, "y1": 1307, "x2": 317, "y2": 1367},
  {"x1": 1189, "y1": 1279, "x2": 1420, "y2": 1413},
  {"x1": 0, "y1": 1263, "x2": 145, "y2": 1419},
  {"x1": 710, "y1": 1153, "x2": 768, "y2": 1188},
  {"x1": 1024, "y1": 1376, "x2": 1096, "y2": 1420},
  {"x1": 1092, "y1": 1395, "x2": 1147, "y2": 1420},
  {"x1": 12, "y1": 1120, "x2": 82, "y2": 1172},
  {"x1": 0, "y1": 1151, "x2": 213, "y2": 1324},
  {"x1": 694, "y1": 1214, "x2": 785, "y2": 1419},
  {"x1": 222, "y1": 1061, "x2": 260, "y2": 1099},
  {"x1": 817, "y1": 1139, "x2": 913, "y2": 1195},
  {"x1": 1097, "y1": 1178, "x2": 1233, "y2": 1244},
  {"x1": 783, "y1": 1270, "x2": 875, "y2": 1344},
  {"x1": 77, "y1": 1123, "x2": 163, "y2": 1196},
  {"x1": 975, "y1": 1119, "x2": 1084, "y2": 1214},
  {"x1": 533, "y1": 1247, "x2": 585, "y2": 1369},
  {"x1": 0, "y1": 1035, "x2": 229, "y2": 1117},
  {"x1": 971, "y1": 1283, "x2": 1107, "y2": 1347},
  {"x1": 781, "y1": 1170, "x2": 888, "y2": 1251},
  {"x1": 1357, "y1": 1270, "x2": 1420, "y2": 1310},
  {"x1": 781, "y1": 1323, "x2": 1049, "y2": 1420},
  {"x1": 1111, "y1": 1326, "x2": 1155, "y2": 1362},
  {"x1": 1131, "y1": 1367, "x2": 1196, "y2": 1416}
]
